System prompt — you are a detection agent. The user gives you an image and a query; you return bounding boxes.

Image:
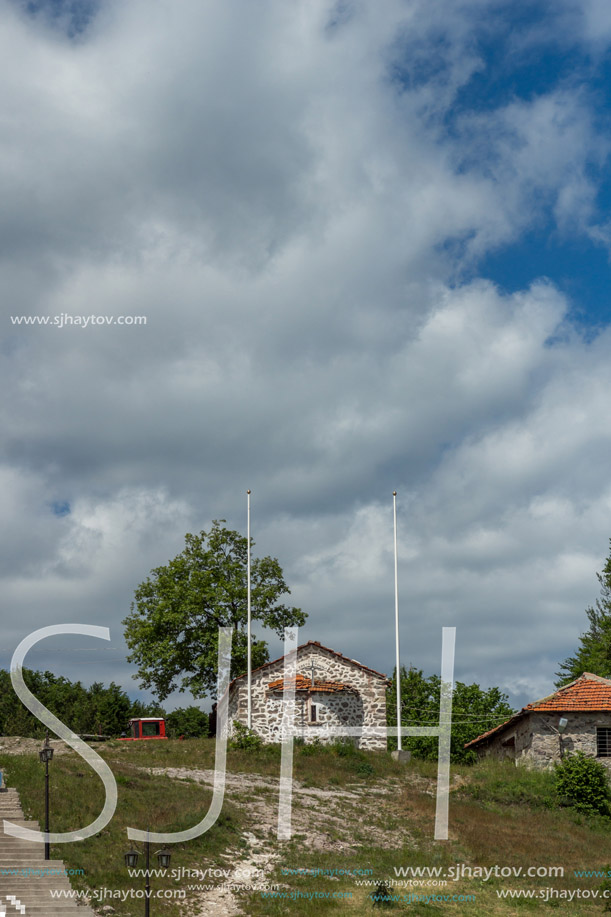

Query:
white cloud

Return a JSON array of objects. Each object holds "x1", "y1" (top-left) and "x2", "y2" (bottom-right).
[{"x1": 1, "y1": 0, "x2": 611, "y2": 712}]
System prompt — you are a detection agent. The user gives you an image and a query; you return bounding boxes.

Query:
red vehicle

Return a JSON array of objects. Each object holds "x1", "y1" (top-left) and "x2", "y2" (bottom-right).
[{"x1": 119, "y1": 717, "x2": 168, "y2": 740}]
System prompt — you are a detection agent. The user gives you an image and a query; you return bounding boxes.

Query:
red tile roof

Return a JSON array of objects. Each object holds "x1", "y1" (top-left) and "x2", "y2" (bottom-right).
[
  {"x1": 465, "y1": 673, "x2": 611, "y2": 749},
  {"x1": 525, "y1": 672, "x2": 611, "y2": 711},
  {"x1": 266, "y1": 673, "x2": 351, "y2": 693}
]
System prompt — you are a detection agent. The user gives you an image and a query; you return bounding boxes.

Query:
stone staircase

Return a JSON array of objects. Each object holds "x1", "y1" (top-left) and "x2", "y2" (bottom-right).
[{"x1": 0, "y1": 788, "x2": 96, "y2": 915}]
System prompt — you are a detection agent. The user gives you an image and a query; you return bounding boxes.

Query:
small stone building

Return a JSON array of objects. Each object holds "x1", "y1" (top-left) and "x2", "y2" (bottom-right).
[
  {"x1": 226, "y1": 640, "x2": 388, "y2": 749},
  {"x1": 465, "y1": 672, "x2": 611, "y2": 769}
]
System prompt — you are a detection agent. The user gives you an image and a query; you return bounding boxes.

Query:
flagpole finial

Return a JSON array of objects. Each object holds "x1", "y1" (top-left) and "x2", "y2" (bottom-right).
[
  {"x1": 393, "y1": 490, "x2": 397, "y2": 496},
  {"x1": 247, "y1": 489, "x2": 251, "y2": 494}
]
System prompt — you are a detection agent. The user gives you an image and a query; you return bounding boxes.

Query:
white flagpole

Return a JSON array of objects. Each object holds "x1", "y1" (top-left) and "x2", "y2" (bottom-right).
[
  {"x1": 393, "y1": 491, "x2": 402, "y2": 751},
  {"x1": 247, "y1": 489, "x2": 252, "y2": 730}
]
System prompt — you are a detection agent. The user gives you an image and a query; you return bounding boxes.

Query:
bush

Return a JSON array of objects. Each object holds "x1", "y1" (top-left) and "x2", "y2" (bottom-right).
[
  {"x1": 554, "y1": 752, "x2": 611, "y2": 816},
  {"x1": 370, "y1": 880, "x2": 395, "y2": 908},
  {"x1": 298, "y1": 739, "x2": 322, "y2": 757},
  {"x1": 229, "y1": 721, "x2": 263, "y2": 751},
  {"x1": 165, "y1": 706, "x2": 208, "y2": 738},
  {"x1": 331, "y1": 739, "x2": 359, "y2": 758},
  {"x1": 598, "y1": 865, "x2": 611, "y2": 911},
  {"x1": 356, "y1": 760, "x2": 375, "y2": 778}
]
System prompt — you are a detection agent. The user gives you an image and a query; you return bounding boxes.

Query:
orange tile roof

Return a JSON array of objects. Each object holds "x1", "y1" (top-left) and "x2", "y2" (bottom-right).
[
  {"x1": 525, "y1": 672, "x2": 611, "y2": 711},
  {"x1": 465, "y1": 673, "x2": 611, "y2": 749},
  {"x1": 267, "y1": 673, "x2": 351, "y2": 693}
]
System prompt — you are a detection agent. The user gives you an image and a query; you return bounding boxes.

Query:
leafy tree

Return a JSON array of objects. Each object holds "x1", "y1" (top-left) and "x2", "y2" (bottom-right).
[
  {"x1": 123, "y1": 520, "x2": 306, "y2": 700},
  {"x1": 556, "y1": 541, "x2": 611, "y2": 685},
  {"x1": 0, "y1": 668, "x2": 162, "y2": 738},
  {"x1": 386, "y1": 666, "x2": 514, "y2": 764},
  {"x1": 165, "y1": 706, "x2": 208, "y2": 738}
]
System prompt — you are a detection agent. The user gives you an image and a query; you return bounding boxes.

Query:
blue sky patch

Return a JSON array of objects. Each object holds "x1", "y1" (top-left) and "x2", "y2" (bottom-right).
[
  {"x1": 51, "y1": 500, "x2": 71, "y2": 517},
  {"x1": 476, "y1": 229, "x2": 611, "y2": 331},
  {"x1": 15, "y1": 0, "x2": 100, "y2": 37}
]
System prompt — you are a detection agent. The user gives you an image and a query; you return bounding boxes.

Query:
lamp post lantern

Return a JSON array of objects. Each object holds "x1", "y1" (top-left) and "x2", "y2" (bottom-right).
[{"x1": 124, "y1": 833, "x2": 172, "y2": 916}]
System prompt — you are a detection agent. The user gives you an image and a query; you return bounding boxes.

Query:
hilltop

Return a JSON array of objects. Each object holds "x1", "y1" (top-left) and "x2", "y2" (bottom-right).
[{"x1": 1, "y1": 738, "x2": 611, "y2": 915}]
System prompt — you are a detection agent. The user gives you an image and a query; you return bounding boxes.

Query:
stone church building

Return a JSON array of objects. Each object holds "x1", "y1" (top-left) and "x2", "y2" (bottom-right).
[
  {"x1": 225, "y1": 640, "x2": 389, "y2": 749},
  {"x1": 465, "y1": 672, "x2": 611, "y2": 769}
]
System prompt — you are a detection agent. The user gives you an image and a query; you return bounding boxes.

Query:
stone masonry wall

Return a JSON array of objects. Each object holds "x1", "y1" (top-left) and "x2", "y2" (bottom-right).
[
  {"x1": 226, "y1": 644, "x2": 387, "y2": 750},
  {"x1": 478, "y1": 712, "x2": 611, "y2": 770}
]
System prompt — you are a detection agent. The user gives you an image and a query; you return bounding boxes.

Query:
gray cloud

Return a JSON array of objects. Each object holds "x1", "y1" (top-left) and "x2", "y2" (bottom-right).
[{"x1": 1, "y1": 0, "x2": 611, "y2": 714}]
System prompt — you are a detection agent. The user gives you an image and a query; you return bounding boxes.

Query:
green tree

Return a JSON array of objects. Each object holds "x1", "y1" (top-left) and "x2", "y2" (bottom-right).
[
  {"x1": 0, "y1": 667, "x2": 166, "y2": 739},
  {"x1": 386, "y1": 666, "x2": 514, "y2": 764},
  {"x1": 123, "y1": 520, "x2": 306, "y2": 700},
  {"x1": 556, "y1": 541, "x2": 611, "y2": 685},
  {"x1": 165, "y1": 706, "x2": 209, "y2": 738}
]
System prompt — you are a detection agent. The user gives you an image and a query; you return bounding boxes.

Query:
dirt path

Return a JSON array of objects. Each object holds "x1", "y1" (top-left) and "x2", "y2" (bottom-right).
[{"x1": 141, "y1": 765, "x2": 414, "y2": 917}]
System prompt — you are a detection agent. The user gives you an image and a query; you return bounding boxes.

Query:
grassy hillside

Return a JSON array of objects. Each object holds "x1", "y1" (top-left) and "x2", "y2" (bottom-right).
[{"x1": 1, "y1": 738, "x2": 611, "y2": 916}]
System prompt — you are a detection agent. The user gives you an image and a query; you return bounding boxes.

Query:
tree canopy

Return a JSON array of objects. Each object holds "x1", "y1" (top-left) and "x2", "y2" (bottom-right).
[
  {"x1": 386, "y1": 665, "x2": 515, "y2": 763},
  {"x1": 556, "y1": 540, "x2": 611, "y2": 686},
  {"x1": 165, "y1": 706, "x2": 209, "y2": 738},
  {"x1": 0, "y1": 668, "x2": 162, "y2": 738},
  {"x1": 123, "y1": 520, "x2": 306, "y2": 700}
]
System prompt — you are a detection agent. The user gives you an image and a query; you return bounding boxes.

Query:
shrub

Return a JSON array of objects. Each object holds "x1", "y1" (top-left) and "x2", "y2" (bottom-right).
[
  {"x1": 332, "y1": 739, "x2": 359, "y2": 758},
  {"x1": 554, "y1": 752, "x2": 611, "y2": 816},
  {"x1": 229, "y1": 721, "x2": 262, "y2": 751},
  {"x1": 598, "y1": 865, "x2": 611, "y2": 911},
  {"x1": 298, "y1": 740, "x2": 322, "y2": 757},
  {"x1": 370, "y1": 880, "x2": 395, "y2": 908},
  {"x1": 356, "y1": 760, "x2": 375, "y2": 778}
]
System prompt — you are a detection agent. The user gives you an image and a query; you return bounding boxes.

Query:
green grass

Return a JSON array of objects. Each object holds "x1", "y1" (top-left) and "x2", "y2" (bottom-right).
[
  {"x1": 0, "y1": 742, "x2": 246, "y2": 917},
  {"x1": 2, "y1": 740, "x2": 611, "y2": 916},
  {"x1": 461, "y1": 758, "x2": 558, "y2": 808}
]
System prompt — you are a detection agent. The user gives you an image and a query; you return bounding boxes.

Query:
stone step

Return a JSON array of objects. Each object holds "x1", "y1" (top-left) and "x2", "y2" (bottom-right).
[
  {"x1": 0, "y1": 876, "x2": 72, "y2": 895},
  {"x1": 0, "y1": 902, "x2": 96, "y2": 911},
  {"x1": 0, "y1": 822, "x2": 45, "y2": 828},
  {"x1": 0, "y1": 838, "x2": 43, "y2": 844},
  {"x1": 0, "y1": 856, "x2": 57, "y2": 862},
  {"x1": 0, "y1": 899, "x2": 94, "y2": 905},
  {"x1": 0, "y1": 788, "x2": 98, "y2": 915},
  {"x1": 0, "y1": 842, "x2": 47, "y2": 849},
  {"x1": 0, "y1": 901, "x2": 97, "y2": 915},
  {"x1": 0, "y1": 882, "x2": 72, "y2": 902},
  {"x1": 0, "y1": 877, "x2": 74, "y2": 883},
  {"x1": 0, "y1": 910, "x2": 97, "y2": 916}
]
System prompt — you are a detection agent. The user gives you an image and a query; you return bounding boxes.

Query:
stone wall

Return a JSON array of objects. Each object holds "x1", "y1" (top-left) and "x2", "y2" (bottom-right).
[
  {"x1": 226, "y1": 643, "x2": 387, "y2": 749},
  {"x1": 477, "y1": 712, "x2": 611, "y2": 770}
]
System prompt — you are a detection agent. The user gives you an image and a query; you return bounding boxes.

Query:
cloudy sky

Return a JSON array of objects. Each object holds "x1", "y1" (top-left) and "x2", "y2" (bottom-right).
[{"x1": 2, "y1": 0, "x2": 611, "y2": 715}]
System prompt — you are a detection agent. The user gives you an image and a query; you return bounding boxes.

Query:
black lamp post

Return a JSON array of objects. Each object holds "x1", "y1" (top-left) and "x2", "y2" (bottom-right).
[
  {"x1": 38, "y1": 732, "x2": 54, "y2": 861},
  {"x1": 124, "y1": 836, "x2": 172, "y2": 917}
]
